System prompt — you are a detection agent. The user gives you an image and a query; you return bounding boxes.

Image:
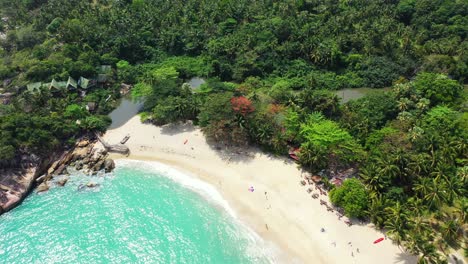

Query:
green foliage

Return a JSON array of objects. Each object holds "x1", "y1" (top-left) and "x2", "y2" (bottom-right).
[
  {"x1": 413, "y1": 72, "x2": 463, "y2": 106},
  {"x1": 299, "y1": 113, "x2": 364, "y2": 170},
  {"x1": 356, "y1": 57, "x2": 402, "y2": 88},
  {"x1": 46, "y1": 17, "x2": 63, "y2": 34},
  {"x1": 157, "y1": 56, "x2": 212, "y2": 79},
  {"x1": 116, "y1": 60, "x2": 136, "y2": 83},
  {"x1": 294, "y1": 89, "x2": 340, "y2": 118},
  {"x1": 152, "y1": 95, "x2": 200, "y2": 125},
  {"x1": 341, "y1": 92, "x2": 398, "y2": 140},
  {"x1": 80, "y1": 115, "x2": 111, "y2": 132},
  {"x1": 63, "y1": 104, "x2": 87, "y2": 120},
  {"x1": 198, "y1": 92, "x2": 234, "y2": 128},
  {"x1": 330, "y1": 178, "x2": 369, "y2": 218}
]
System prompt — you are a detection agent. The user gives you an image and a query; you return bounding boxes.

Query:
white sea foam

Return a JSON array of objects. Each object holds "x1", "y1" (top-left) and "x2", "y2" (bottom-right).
[
  {"x1": 115, "y1": 159, "x2": 280, "y2": 264},
  {"x1": 116, "y1": 159, "x2": 237, "y2": 217}
]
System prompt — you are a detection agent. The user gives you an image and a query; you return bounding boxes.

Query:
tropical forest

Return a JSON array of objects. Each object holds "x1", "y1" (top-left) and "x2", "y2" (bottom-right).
[{"x1": 0, "y1": 0, "x2": 466, "y2": 263}]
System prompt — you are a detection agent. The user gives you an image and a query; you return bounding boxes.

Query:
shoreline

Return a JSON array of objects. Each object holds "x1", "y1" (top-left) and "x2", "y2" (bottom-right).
[
  {"x1": 103, "y1": 116, "x2": 417, "y2": 264},
  {"x1": 114, "y1": 158, "x2": 278, "y2": 263}
]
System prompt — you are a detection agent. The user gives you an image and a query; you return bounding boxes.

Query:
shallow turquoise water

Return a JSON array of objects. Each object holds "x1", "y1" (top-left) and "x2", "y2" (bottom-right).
[{"x1": 0, "y1": 160, "x2": 271, "y2": 264}]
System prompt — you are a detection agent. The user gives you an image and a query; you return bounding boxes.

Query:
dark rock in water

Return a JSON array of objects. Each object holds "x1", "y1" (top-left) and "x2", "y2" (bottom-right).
[
  {"x1": 54, "y1": 164, "x2": 67, "y2": 175},
  {"x1": 75, "y1": 162, "x2": 83, "y2": 170},
  {"x1": 37, "y1": 182, "x2": 49, "y2": 193},
  {"x1": 104, "y1": 159, "x2": 115, "y2": 172},
  {"x1": 57, "y1": 177, "x2": 69, "y2": 187},
  {"x1": 92, "y1": 160, "x2": 104, "y2": 172},
  {"x1": 86, "y1": 182, "x2": 99, "y2": 188}
]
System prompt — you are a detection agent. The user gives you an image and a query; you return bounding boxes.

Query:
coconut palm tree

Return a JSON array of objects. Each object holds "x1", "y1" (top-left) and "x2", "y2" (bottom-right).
[
  {"x1": 453, "y1": 198, "x2": 467, "y2": 224},
  {"x1": 360, "y1": 164, "x2": 387, "y2": 192},
  {"x1": 416, "y1": 98, "x2": 430, "y2": 112},
  {"x1": 385, "y1": 202, "x2": 409, "y2": 247},
  {"x1": 408, "y1": 126, "x2": 424, "y2": 142},
  {"x1": 443, "y1": 175, "x2": 463, "y2": 205},
  {"x1": 377, "y1": 157, "x2": 400, "y2": 183},
  {"x1": 366, "y1": 196, "x2": 386, "y2": 228},
  {"x1": 440, "y1": 217, "x2": 460, "y2": 244},
  {"x1": 406, "y1": 153, "x2": 430, "y2": 177},
  {"x1": 397, "y1": 98, "x2": 413, "y2": 111},
  {"x1": 423, "y1": 178, "x2": 447, "y2": 210}
]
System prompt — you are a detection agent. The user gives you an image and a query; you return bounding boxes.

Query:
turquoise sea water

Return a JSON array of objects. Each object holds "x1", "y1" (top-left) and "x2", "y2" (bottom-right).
[{"x1": 0, "y1": 160, "x2": 272, "y2": 264}]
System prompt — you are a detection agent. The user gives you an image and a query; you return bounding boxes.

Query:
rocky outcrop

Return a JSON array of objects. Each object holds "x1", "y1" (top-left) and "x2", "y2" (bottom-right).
[
  {"x1": 0, "y1": 154, "x2": 56, "y2": 212},
  {"x1": 57, "y1": 177, "x2": 69, "y2": 187},
  {"x1": 104, "y1": 159, "x2": 115, "y2": 172},
  {"x1": 36, "y1": 182, "x2": 49, "y2": 193},
  {"x1": 0, "y1": 136, "x2": 117, "y2": 215}
]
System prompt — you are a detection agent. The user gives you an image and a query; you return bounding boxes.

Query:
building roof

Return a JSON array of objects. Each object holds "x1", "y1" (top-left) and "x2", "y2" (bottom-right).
[
  {"x1": 49, "y1": 79, "x2": 66, "y2": 90},
  {"x1": 97, "y1": 74, "x2": 108, "y2": 83},
  {"x1": 67, "y1": 76, "x2": 77, "y2": 89},
  {"x1": 26, "y1": 82, "x2": 43, "y2": 93},
  {"x1": 78, "y1": 77, "x2": 94, "y2": 89}
]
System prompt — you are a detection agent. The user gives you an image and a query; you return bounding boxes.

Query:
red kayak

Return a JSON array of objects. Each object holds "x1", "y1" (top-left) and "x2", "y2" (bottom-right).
[{"x1": 373, "y1": 237, "x2": 384, "y2": 244}]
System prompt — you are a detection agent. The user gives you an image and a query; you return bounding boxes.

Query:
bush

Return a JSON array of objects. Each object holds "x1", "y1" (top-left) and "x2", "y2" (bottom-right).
[
  {"x1": 357, "y1": 56, "x2": 402, "y2": 88},
  {"x1": 413, "y1": 72, "x2": 462, "y2": 106},
  {"x1": 330, "y1": 178, "x2": 369, "y2": 218}
]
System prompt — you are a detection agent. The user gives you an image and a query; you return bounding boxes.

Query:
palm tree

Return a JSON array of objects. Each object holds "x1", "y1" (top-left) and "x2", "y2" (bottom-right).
[
  {"x1": 366, "y1": 196, "x2": 386, "y2": 228},
  {"x1": 416, "y1": 98, "x2": 430, "y2": 112},
  {"x1": 385, "y1": 202, "x2": 409, "y2": 247},
  {"x1": 450, "y1": 139, "x2": 467, "y2": 157},
  {"x1": 360, "y1": 164, "x2": 387, "y2": 192},
  {"x1": 377, "y1": 158, "x2": 400, "y2": 182},
  {"x1": 406, "y1": 198, "x2": 428, "y2": 219},
  {"x1": 406, "y1": 153, "x2": 430, "y2": 177},
  {"x1": 440, "y1": 217, "x2": 459, "y2": 244},
  {"x1": 423, "y1": 178, "x2": 447, "y2": 210},
  {"x1": 443, "y1": 175, "x2": 463, "y2": 205},
  {"x1": 397, "y1": 98, "x2": 413, "y2": 111},
  {"x1": 453, "y1": 198, "x2": 467, "y2": 223}
]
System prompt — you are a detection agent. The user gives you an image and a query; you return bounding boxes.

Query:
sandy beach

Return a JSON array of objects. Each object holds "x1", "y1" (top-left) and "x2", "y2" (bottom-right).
[{"x1": 103, "y1": 116, "x2": 417, "y2": 264}]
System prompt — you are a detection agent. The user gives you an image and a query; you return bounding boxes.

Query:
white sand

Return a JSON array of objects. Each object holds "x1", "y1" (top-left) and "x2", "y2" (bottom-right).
[{"x1": 103, "y1": 116, "x2": 417, "y2": 264}]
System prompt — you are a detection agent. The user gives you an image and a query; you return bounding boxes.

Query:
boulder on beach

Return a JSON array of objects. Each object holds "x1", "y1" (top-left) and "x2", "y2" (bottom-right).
[
  {"x1": 86, "y1": 182, "x2": 99, "y2": 188},
  {"x1": 104, "y1": 159, "x2": 115, "y2": 172},
  {"x1": 57, "y1": 177, "x2": 69, "y2": 187},
  {"x1": 92, "y1": 160, "x2": 104, "y2": 172},
  {"x1": 75, "y1": 162, "x2": 83, "y2": 170},
  {"x1": 37, "y1": 182, "x2": 49, "y2": 193},
  {"x1": 77, "y1": 139, "x2": 90, "y2": 147}
]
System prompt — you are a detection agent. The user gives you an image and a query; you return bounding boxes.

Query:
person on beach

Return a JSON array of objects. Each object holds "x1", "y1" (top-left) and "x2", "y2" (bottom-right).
[
  {"x1": 357, "y1": 248, "x2": 360, "y2": 253},
  {"x1": 320, "y1": 228, "x2": 325, "y2": 232}
]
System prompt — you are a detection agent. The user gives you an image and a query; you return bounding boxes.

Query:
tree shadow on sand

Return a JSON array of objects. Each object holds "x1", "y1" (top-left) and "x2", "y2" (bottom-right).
[
  {"x1": 205, "y1": 137, "x2": 257, "y2": 164},
  {"x1": 394, "y1": 251, "x2": 418, "y2": 263},
  {"x1": 160, "y1": 121, "x2": 197, "y2": 135}
]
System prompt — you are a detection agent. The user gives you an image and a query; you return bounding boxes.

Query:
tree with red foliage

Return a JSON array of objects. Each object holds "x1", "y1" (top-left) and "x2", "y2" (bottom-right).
[{"x1": 230, "y1": 96, "x2": 255, "y2": 116}]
